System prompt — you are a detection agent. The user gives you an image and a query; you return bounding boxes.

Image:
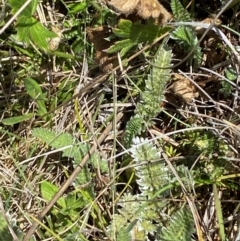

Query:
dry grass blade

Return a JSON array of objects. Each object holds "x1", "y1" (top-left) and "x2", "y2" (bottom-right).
[{"x1": 222, "y1": 119, "x2": 240, "y2": 137}]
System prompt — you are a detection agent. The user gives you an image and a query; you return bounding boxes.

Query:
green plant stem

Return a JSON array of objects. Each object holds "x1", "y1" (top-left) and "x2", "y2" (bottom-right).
[
  {"x1": 213, "y1": 183, "x2": 225, "y2": 241},
  {"x1": 30, "y1": 215, "x2": 64, "y2": 241},
  {"x1": 97, "y1": 76, "x2": 143, "y2": 134}
]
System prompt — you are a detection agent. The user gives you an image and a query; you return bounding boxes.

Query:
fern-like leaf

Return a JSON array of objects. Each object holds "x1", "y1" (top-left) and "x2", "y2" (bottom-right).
[
  {"x1": 171, "y1": 0, "x2": 192, "y2": 21},
  {"x1": 107, "y1": 38, "x2": 136, "y2": 56},
  {"x1": 107, "y1": 193, "x2": 160, "y2": 241},
  {"x1": 124, "y1": 115, "x2": 143, "y2": 148},
  {"x1": 159, "y1": 207, "x2": 194, "y2": 241},
  {"x1": 137, "y1": 45, "x2": 172, "y2": 120},
  {"x1": 124, "y1": 45, "x2": 172, "y2": 146},
  {"x1": 116, "y1": 227, "x2": 132, "y2": 241}
]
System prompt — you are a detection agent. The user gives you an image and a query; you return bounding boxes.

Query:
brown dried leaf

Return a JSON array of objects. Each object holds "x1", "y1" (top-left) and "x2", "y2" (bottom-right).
[
  {"x1": 169, "y1": 74, "x2": 199, "y2": 103},
  {"x1": 107, "y1": 0, "x2": 172, "y2": 22},
  {"x1": 87, "y1": 26, "x2": 112, "y2": 51},
  {"x1": 201, "y1": 37, "x2": 227, "y2": 68},
  {"x1": 87, "y1": 26, "x2": 117, "y2": 72},
  {"x1": 107, "y1": 0, "x2": 139, "y2": 15},
  {"x1": 137, "y1": 0, "x2": 172, "y2": 22}
]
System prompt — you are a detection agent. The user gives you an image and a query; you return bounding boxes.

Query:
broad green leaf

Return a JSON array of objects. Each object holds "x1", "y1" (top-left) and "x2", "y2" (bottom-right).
[
  {"x1": 113, "y1": 19, "x2": 171, "y2": 42},
  {"x1": 108, "y1": 19, "x2": 171, "y2": 56},
  {"x1": 75, "y1": 166, "x2": 91, "y2": 186},
  {"x1": 16, "y1": 16, "x2": 57, "y2": 51},
  {"x1": 41, "y1": 181, "x2": 66, "y2": 208},
  {"x1": 33, "y1": 128, "x2": 92, "y2": 186},
  {"x1": 24, "y1": 77, "x2": 47, "y2": 116},
  {"x1": 113, "y1": 19, "x2": 132, "y2": 38},
  {"x1": 30, "y1": 21, "x2": 57, "y2": 50},
  {"x1": 30, "y1": 0, "x2": 38, "y2": 14},
  {"x1": 65, "y1": 193, "x2": 77, "y2": 208},
  {"x1": 9, "y1": 0, "x2": 38, "y2": 17},
  {"x1": 15, "y1": 16, "x2": 32, "y2": 45},
  {"x1": 2, "y1": 113, "x2": 34, "y2": 125}
]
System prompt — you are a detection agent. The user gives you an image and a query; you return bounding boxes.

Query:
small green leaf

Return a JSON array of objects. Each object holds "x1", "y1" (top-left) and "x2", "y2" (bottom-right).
[
  {"x1": 225, "y1": 66, "x2": 237, "y2": 81},
  {"x1": 41, "y1": 181, "x2": 66, "y2": 208},
  {"x1": 107, "y1": 39, "x2": 134, "y2": 54},
  {"x1": 65, "y1": 193, "x2": 77, "y2": 208},
  {"x1": 171, "y1": 0, "x2": 192, "y2": 21},
  {"x1": 65, "y1": 193, "x2": 85, "y2": 210},
  {"x1": 171, "y1": 26, "x2": 202, "y2": 66},
  {"x1": 113, "y1": 19, "x2": 132, "y2": 38},
  {"x1": 2, "y1": 113, "x2": 34, "y2": 125},
  {"x1": 24, "y1": 77, "x2": 47, "y2": 116},
  {"x1": 24, "y1": 77, "x2": 44, "y2": 99},
  {"x1": 68, "y1": 2, "x2": 87, "y2": 14}
]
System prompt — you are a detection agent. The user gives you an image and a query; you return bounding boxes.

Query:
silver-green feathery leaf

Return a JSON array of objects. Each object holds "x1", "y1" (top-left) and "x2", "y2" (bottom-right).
[
  {"x1": 131, "y1": 137, "x2": 171, "y2": 198},
  {"x1": 124, "y1": 45, "x2": 172, "y2": 146},
  {"x1": 159, "y1": 207, "x2": 195, "y2": 241}
]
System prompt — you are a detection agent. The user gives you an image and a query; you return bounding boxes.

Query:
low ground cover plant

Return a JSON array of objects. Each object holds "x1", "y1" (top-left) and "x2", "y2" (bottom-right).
[{"x1": 1, "y1": 0, "x2": 240, "y2": 240}]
